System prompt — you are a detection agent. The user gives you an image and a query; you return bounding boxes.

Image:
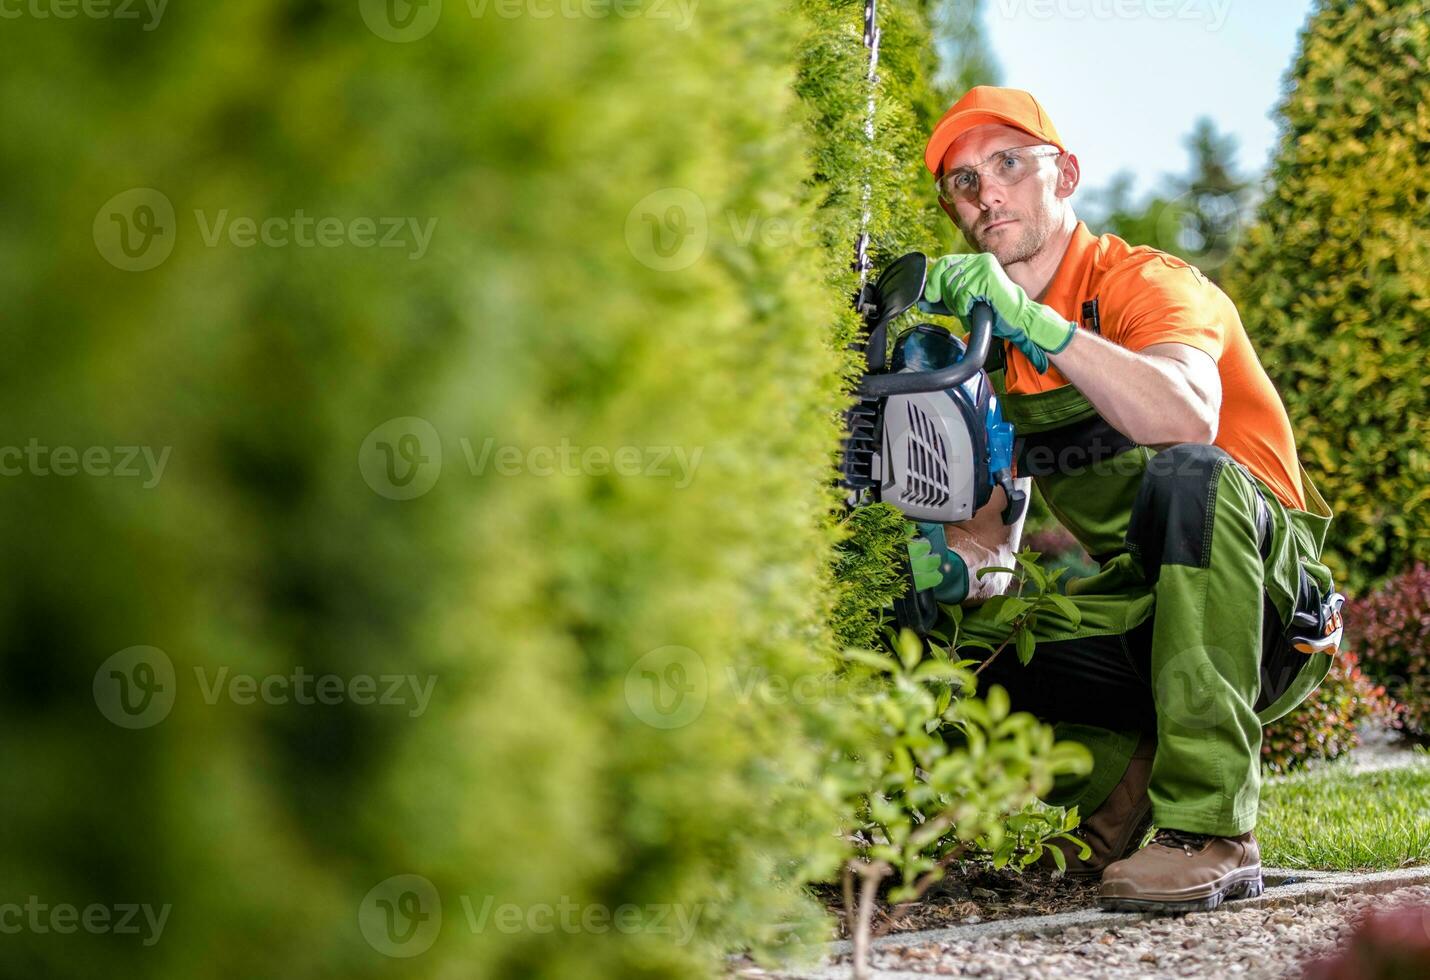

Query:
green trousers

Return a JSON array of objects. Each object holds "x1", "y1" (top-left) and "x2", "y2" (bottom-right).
[{"x1": 951, "y1": 443, "x2": 1336, "y2": 837}]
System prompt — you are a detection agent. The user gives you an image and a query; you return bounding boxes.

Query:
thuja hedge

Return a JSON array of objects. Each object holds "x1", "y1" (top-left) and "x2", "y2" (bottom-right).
[
  {"x1": 0, "y1": 2, "x2": 1014, "y2": 978},
  {"x1": 1222, "y1": 0, "x2": 1429, "y2": 594},
  {"x1": 799, "y1": 0, "x2": 965, "y2": 641}
]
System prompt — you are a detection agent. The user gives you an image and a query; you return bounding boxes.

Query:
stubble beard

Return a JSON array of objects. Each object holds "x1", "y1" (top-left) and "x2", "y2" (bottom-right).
[{"x1": 978, "y1": 210, "x2": 1049, "y2": 266}]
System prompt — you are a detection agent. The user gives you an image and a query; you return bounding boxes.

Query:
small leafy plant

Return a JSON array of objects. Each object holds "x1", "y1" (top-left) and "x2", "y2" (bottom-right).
[
  {"x1": 956, "y1": 550, "x2": 1084, "y2": 673},
  {"x1": 822, "y1": 552, "x2": 1091, "y2": 978}
]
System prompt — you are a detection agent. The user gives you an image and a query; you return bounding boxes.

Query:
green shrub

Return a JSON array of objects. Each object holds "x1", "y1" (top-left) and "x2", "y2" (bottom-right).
[
  {"x1": 1345, "y1": 563, "x2": 1430, "y2": 739},
  {"x1": 822, "y1": 622, "x2": 1090, "y2": 973},
  {"x1": 0, "y1": 3, "x2": 873, "y2": 977},
  {"x1": 830, "y1": 503, "x2": 916, "y2": 651},
  {"x1": 796, "y1": 0, "x2": 963, "y2": 385},
  {"x1": 1221, "y1": 0, "x2": 1430, "y2": 594}
]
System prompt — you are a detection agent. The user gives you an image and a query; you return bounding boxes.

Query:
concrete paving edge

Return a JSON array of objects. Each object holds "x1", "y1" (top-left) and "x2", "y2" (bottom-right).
[{"x1": 743, "y1": 864, "x2": 1430, "y2": 979}]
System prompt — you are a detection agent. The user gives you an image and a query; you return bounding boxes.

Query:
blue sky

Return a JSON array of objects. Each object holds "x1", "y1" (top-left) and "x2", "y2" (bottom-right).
[{"x1": 975, "y1": 0, "x2": 1317, "y2": 201}]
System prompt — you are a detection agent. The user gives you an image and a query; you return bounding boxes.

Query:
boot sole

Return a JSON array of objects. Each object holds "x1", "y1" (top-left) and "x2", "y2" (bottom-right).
[{"x1": 1098, "y1": 866, "x2": 1263, "y2": 913}]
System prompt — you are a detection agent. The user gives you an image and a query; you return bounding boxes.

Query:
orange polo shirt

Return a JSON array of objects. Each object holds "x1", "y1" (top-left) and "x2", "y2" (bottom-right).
[{"x1": 1004, "y1": 221, "x2": 1306, "y2": 511}]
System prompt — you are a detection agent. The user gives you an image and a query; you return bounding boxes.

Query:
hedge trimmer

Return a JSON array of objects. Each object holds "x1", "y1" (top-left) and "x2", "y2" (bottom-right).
[
  {"x1": 842, "y1": 0, "x2": 1025, "y2": 640},
  {"x1": 839, "y1": 252, "x2": 1027, "y2": 636}
]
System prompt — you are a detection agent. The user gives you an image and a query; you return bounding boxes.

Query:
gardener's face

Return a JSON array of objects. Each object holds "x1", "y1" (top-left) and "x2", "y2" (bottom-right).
[{"x1": 940, "y1": 123, "x2": 1077, "y2": 266}]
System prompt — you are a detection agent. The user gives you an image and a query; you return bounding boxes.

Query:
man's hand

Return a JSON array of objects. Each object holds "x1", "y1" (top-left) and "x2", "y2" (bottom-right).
[
  {"x1": 920, "y1": 253, "x2": 1075, "y2": 372},
  {"x1": 942, "y1": 481, "x2": 1028, "y2": 604},
  {"x1": 907, "y1": 533, "x2": 944, "y2": 592},
  {"x1": 906, "y1": 523, "x2": 970, "y2": 603}
]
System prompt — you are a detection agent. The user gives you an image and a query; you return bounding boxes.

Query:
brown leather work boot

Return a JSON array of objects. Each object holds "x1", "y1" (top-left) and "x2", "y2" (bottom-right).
[
  {"x1": 1098, "y1": 828, "x2": 1264, "y2": 912},
  {"x1": 1037, "y1": 733, "x2": 1156, "y2": 879}
]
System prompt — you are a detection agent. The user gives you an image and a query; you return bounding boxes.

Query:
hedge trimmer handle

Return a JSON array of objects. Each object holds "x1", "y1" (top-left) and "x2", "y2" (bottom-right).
[{"x1": 857, "y1": 298, "x2": 994, "y2": 398}]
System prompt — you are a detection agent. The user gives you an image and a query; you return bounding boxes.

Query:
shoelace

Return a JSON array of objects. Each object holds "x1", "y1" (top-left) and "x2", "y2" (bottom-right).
[{"x1": 1152, "y1": 828, "x2": 1215, "y2": 854}]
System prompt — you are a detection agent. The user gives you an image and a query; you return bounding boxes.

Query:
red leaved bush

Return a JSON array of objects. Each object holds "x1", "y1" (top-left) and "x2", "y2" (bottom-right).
[
  {"x1": 1261, "y1": 651, "x2": 1400, "y2": 775},
  {"x1": 1344, "y1": 563, "x2": 1430, "y2": 739}
]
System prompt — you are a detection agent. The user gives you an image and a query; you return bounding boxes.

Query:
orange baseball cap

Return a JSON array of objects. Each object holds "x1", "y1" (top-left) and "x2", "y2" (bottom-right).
[{"x1": 924, "y1": 86, "x2": 1065, "y2": 175}]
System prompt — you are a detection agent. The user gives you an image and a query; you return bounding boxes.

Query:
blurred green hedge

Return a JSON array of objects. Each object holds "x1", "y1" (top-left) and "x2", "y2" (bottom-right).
[
  {"x1": 0, "y1": 1, "x2": 969, "y2": 977},
  {"x1": 1222, "y1": 0, "x2": 1429, "y2": 594}
]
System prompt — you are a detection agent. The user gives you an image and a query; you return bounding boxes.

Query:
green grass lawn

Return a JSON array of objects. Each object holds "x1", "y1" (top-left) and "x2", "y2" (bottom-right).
[{"x1": 1256, "y1": 760, "x2": 1430, "y2": 871}]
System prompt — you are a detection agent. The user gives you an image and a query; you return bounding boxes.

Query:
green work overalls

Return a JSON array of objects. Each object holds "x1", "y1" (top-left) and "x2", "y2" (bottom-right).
[{"x1": 951, "y1": 368, "x2": 1336, "y2": 838}]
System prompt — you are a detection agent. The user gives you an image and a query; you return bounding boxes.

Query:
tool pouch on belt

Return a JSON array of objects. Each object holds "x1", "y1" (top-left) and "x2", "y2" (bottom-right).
[
  {"x1": 1285, "y1": 563, "x2": 1346, "y2": 656},
  {"x1": 1250, "y1": 463, "x2": 1346, "y2": 661},
  {"x1": 1244, "y1": 477, "x2": 1344, "y2": 659}
]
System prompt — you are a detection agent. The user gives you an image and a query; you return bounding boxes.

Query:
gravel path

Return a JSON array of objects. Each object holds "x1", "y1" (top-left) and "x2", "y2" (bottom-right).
[
  {"x1": 839, "y1": 884, "x2": 1430, "y2": 978},
  {"x1": 1268, "y1": 736, "x2": 1427, "y2": 780}
]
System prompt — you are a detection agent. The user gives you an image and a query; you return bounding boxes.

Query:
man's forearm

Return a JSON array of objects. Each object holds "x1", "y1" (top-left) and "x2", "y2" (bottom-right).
[{"x1": 1048, "y1": 329, "x2": 1216, "y2": 446}]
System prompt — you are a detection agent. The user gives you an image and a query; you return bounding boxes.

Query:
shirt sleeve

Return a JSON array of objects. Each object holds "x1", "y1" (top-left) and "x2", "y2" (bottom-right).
[{"x1": 1102, "y1": 256, "x2": 1228, "y2": 362}]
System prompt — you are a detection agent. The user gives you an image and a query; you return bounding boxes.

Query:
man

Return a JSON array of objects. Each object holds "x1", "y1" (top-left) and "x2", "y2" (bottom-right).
[{"x1": 913, "y1": 86, "x2": 1344, "y2": 912}]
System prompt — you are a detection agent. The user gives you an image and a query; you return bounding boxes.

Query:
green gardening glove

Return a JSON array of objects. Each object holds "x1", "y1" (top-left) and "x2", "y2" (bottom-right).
[
  {"x1": 920, "y1": 252, "x2": 1076, "y2": 374},
  {"x1": 907, "y1": 534, "x2": 943, "y2": 592},
  {"x1": 906, "y1": 523, "x2": 970, "y2": 604}
]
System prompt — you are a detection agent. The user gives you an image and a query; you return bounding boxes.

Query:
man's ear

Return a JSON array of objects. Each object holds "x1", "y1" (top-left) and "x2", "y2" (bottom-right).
[{"x1": 1054, "y1": 153, "x2": 1081, "y2": 199}]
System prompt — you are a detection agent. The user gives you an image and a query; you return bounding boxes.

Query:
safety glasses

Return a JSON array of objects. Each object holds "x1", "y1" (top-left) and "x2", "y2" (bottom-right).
[{"x1": 937, "y1": 144, "x2": 1064, "y2": 205}]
